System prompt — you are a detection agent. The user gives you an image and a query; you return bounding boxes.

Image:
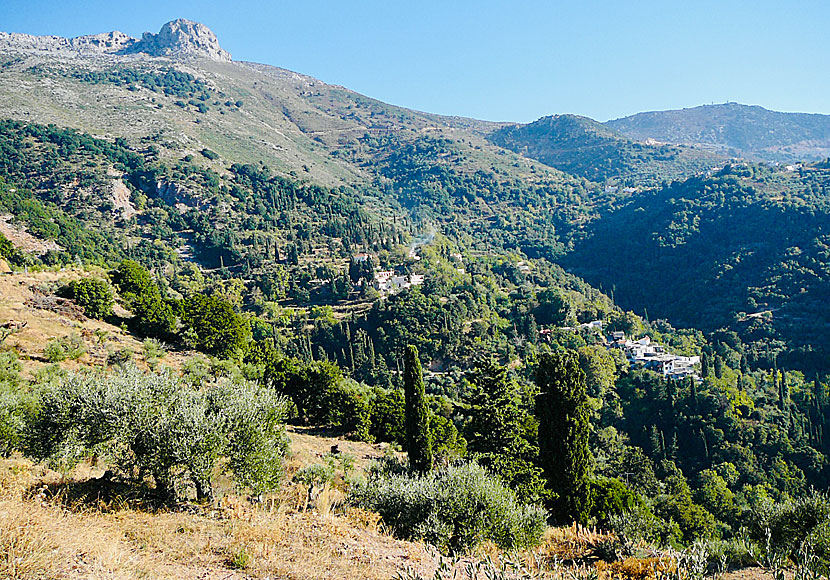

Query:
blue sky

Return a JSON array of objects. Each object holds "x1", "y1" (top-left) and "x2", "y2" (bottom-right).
[{"x1": 4, "y1": 0, "x2": 829, "y2": 122}]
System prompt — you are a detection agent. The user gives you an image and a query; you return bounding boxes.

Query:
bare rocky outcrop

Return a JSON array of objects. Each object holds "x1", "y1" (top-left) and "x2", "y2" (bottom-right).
[
  {"x1": 125, "y1": 19, "x2": 231, "y2": 61},
  {"x1": 0, "y1": 19, "x2": 231, "y2": 62}
]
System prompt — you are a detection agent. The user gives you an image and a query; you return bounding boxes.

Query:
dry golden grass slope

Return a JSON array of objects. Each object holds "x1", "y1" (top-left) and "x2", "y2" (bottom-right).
[
  {"x1": 0, "y1": 268, "x2": 189, "y2": 376},
  {"x1": 0, "y1": 443, "x2": 435, "y2": 580}
]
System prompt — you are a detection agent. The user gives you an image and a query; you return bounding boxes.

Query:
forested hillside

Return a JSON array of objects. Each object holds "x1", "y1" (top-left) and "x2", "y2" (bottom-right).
[{"x1": 565, "y1": 162, "x2": 830, "y2": 372}]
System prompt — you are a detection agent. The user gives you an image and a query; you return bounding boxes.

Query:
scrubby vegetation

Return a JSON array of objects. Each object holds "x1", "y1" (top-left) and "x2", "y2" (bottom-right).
[{"x1": 350, "y1": 459, "x2": 547, "y2": 553}]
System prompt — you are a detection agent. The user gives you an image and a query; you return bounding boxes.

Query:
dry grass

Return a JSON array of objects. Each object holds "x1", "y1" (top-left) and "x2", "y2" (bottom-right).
[
  {"x1": 0, "y1": 269, "x2": 188, "y2": 375},
  {"x1": 0, "y1": 451, "x2": 434, "y2": 580},
  {"x1": 285, "y1": 424, "x2": 396, "y2": 473}
]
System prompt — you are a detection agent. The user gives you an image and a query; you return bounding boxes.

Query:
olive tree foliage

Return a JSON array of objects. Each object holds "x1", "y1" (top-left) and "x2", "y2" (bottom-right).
[
  {"x1": 0, "y1": 351, "x2": 31, "y2": 456},
  {"x1": 25, "y1": 366, "x2": 289, "y2": 501},
  {"x1": 351, "y1": 458, "x2": 547, "y2": 553}
]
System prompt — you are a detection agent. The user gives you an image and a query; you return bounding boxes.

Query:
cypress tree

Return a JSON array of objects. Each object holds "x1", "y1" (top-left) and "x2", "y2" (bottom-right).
[
  {"x1": 701, "y1": 351, "x2": 710, "y2": 377},
  {"x1": 536, "y1": 351, "x2": 592, "y2": 524},
  {"x1": 404, "y1": 345, "x2": 432, "y2": 473},
  {"x1": 713, "y1": 355, "x2": 723, "y2": 379}
]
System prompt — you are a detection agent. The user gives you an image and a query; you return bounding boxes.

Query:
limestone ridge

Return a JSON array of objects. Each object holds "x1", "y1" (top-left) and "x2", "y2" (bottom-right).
[
  {"x1": 0, "y1": 19, "x2": 231, "y2": 62},
  {"x1": 127, "y1": 19, "x2": 231, "y2": 61}
]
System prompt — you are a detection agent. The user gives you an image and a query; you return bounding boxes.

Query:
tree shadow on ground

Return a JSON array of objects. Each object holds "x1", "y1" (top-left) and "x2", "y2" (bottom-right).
[{"x1": 26, "y1": 471, "x2": 169, "y2": 512}]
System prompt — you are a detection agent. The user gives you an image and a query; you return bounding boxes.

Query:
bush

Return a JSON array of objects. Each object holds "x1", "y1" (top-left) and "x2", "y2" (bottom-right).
[
  {"x1": 590, "y1": 477, "x2": 641, "y2": 524},
  {"x1": 25, "y1": 366, "x2": 289, "y2": 501},
  {"x1": 328, "y1": 379, "x2": 371, "y2": 441},
  {"x1": 110, "y1": 260, "x2": 155, "y2": 300},
  {"x1": 0, "y1": 351, "x2": 21, "y2": 386},
  {"x1": 142, "y1": 338, "x2": 165, "y2": 368},
  {"x1": 0, "y1": 231, "x2": 25, "y2": 266},
  {"x1": 350, "y1": 459, "x2": 547, "y2": 553},
  {"x1": 607, "y1": 504, "x2": 683, "y2": 549},
  {"x1": 130, "y1": 294, "x2": 178, "y2": 339},
  {"x1": 750, "y1": 491, "x2": 830, "y2": 564},
  {"x1": 0, "y1": 353, "x2": 30, "y2": 455},
  {"x1": 43, "y1": 334, "x2": 86, "y2": 362},
  {"x1": 64, "y1": 277, "x2": 114, "y2": 319},
  {"x1": 369, "y1": 387, "x2": 405, "y2": 443}
]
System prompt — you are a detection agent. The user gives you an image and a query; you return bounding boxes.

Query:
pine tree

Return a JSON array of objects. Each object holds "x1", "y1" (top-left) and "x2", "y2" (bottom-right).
[
  {"x1": 404, "y1": 345, "x2": 432, "y2": 473},
  {"x1": 466, "y1": 358, "x2": 546, "y2": 503},
  {"x1": 536, "y1": 351, "x2": 592, "y2": 524}
]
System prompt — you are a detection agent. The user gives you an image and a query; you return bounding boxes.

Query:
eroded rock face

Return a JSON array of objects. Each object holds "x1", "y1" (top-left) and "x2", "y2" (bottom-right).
[
  {"x1": 0, "y1": 19, "x2": 231, "y2": 62},
  {"x1": 128, "y1": 19, "x2": 232, "y2": 62}
]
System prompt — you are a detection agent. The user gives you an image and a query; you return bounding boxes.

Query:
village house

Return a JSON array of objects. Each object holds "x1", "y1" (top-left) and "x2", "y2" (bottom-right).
[
  {"x1": 607, "y1": 332, "x2": 700, "y2": 380},
  {"x1": 373, "y1": 269, "x2": 426, "y2": 295}
]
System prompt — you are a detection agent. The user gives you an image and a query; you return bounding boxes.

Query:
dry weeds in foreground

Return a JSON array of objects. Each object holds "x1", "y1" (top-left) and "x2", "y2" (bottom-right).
[{"x1": 0, "y1": 456, "x2": 433, "y2": 580}]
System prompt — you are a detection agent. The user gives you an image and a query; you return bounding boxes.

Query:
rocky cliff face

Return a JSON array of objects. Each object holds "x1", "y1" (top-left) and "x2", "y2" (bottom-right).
[
  {"x1": 127, "y1": 19, "x2": 231, "y2": 61},
  {"x1": 0, "y1": 19, "x2": 231, "y2": 61}
]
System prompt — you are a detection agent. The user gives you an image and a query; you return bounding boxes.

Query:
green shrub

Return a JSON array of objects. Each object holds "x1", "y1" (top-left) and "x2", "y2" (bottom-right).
[
  {"x1": 25, "y1": 366, "x2": 289, "y2": 501},
  {"x1": 606, "y1": 504, "x2": 683, "y2": 548},
  {"x1": 0, "y1": 351, "x2": 21, "y2": 386},
  {"x1": 64, "y1": 277, "x2": 114, "y2": 319},
  {"x1": 369, "y1": 387, "x2": 405, "y2": 443},
  {"x1": 142, "y1": 338, "x2": 165, "y2": 368},
  {"x1": 428, "y1": 412, "x2": 467, "y2": 462},
  {"x1": 350, "y1": 459, "x2": 547, "y2": 553},
  {"x1": 43, "y1": 334, "x2": 86, "y2": 362},
  {"x1": 590, "y1": 477, "x2": 641, "y2": 524},
  {"x1": 0, "y1": 231, "x2": 24, "y2": 266},
  {"x1": 110, "y1": 260, "x2": 155, "y2": 300},
  {"x1": 130, "y1": 294, "x2": 178, "y2": 339},
  {"x1": 751, "y1": 491, "x2": 830, "y2": 565},
  {"x1": 328, "y1": 379, "x2": 371, "y2": 441},
  {"x1": 107, "y1": 347, "x2": 133, "y2": 366},
  {"x1": 0, "y1": 351, "x2": 25, "y2": 454}
]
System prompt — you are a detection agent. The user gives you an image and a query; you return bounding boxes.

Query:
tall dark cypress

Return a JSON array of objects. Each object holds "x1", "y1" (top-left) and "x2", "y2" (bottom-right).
[
  {"x1": 536, "y1": 351, "x2": 592, "y2": 524},
  {"x1": 404, "y1": 345, "x2": 432, "y2": 473}
]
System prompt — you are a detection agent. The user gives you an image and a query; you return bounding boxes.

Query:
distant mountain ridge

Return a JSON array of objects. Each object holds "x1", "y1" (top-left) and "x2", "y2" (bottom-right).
[
  {"x1": 607, "y1": 103, "x2": 830, "y2": 162},
  {"x1": 487, "y1": 114, "x2": 722, "y2": 185},
  {"x1": 0, "y1": 19, "x2": 231, "y2": 61}
]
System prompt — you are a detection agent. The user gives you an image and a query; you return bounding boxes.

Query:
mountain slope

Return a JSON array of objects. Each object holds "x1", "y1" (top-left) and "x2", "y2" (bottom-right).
[
  {"x1": 564, "y1": 162, "x2": 830, "y2": 370},
  {"x1": 488, "y1": 114, "x2": 722, "y2": 185},
  {"x1": 608, "y1": 103, "x2": 830, "y2": 162}
]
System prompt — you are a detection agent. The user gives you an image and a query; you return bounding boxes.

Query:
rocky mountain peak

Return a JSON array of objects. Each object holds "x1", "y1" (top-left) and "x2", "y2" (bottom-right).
[
  {"x1": 0, "y1": 19, "x2": 231, "y2": 62},
  {"x1": 128, "y1": 19, "x2": 231, "y2": 62}
]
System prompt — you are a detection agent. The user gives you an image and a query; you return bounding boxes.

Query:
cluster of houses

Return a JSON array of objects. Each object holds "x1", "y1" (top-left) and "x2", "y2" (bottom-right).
[
  {"x1": 373, "y1": 270, "x2": 425, "y2": 295},
  {"x1": 352, "y1": 253, "x2": 426, "y2": 296},
  {"x1": 607, "y1": 332, "x2": 700, "y2": 380},
  {"x1": 547, "y1": 319, "x2": 701, "y2": 380}
]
